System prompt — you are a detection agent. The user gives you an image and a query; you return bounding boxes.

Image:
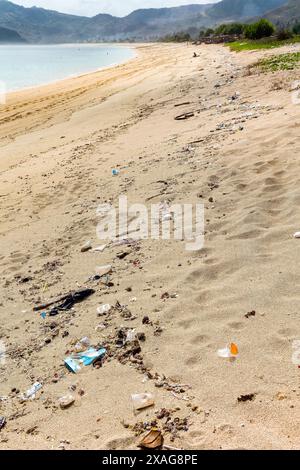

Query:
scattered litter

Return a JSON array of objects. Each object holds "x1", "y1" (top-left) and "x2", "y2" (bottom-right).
[
  {"x1": 97, "y1": 304, "x2": 112, "y2": 316},
  {"x1": 59, "y1": 395, "x2": 75, "y2": 410},
  {"x1": 40, "y1": 312, "x2": 47, "y2": 320},
  {"x1": 132, "y1": 393, "x2": 155, "y2": 412},
  {"x1": 231, "y1": 92, "x2": 240, "y2": 101},
  {"x1": 217, "y1": 343, "x2": 239, "y2": 358},
  {"x1": 20, "y1": 382, "x2": 42, "y2": 401},
  {"x1": 126, "y1": 329, "x2": 137, "y2": 343},
  {"x1": 130, "y1": 297, "x2": 137, "y2": 303},
  {"x1": 81, "y1": 241, "x2": 92, "y2": 253},
  {"x1": 95, "y1": 265, "x2": 112, "y2": 277},
  {"x1": 95, "y1": 323, "x2": 108, "y2": 331},
  {"x1": 238, "y1": 393, "x2": 256, "y2": 403},
  {"x1": 161, "y1": 292, "x2": 178, "y2": 300},
  {"x1": 245, "y1": 310, "x2": 256, "y2": 319},
  {"x1": 294, "y1": 232, "x2": 300, "y2": 238},
  {"x1": 112, "y1": 169, "x2": 119, "y2": 176},
  {"x1": 92, "y1": 245, "x2": 107, "y2": 253},
  {"x1": 175, "y1": 112, "x2": 194, "y2": 121},
  {"x1": 34, "y1": 288, "x2": 95, "y2": 315},
  {"x1": 64, "y1": 347, "x2": 106, "y2": 374},
  {"x1": 171, "y1": 392, "x2": 190, "y2": 402},
  {"x1": 139, "y1": 429, "x2": 164, "y2": 449},
  {"x1": 74, "y1": 337, "x2": 91, "y2": 353},
  {"x1": 127, "y1": 411, "x2": 188, "y2": 442},
  {"x1": 0, "y1": 417, "x2": 6, "y2": 431},
  {"x1": 117, "y1": 251, "x2": 131, "y2": 260}
]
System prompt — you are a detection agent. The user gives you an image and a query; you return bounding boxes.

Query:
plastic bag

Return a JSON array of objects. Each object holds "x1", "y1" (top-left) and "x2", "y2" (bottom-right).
[{"x1": 131, "y1": 393, "x2": 155, "y2": 411}]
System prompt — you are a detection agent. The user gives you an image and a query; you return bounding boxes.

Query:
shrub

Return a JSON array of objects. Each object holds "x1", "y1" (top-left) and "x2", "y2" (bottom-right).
[
  {"x1": 293, "y1": 23, "x2": 300, "y2": 35},
  {"x1": 276, "y1": 28, "x2": 293, "y2": 41},
  {"x1": 244, "y1": 19, "x2": 275, "y2": 40}
]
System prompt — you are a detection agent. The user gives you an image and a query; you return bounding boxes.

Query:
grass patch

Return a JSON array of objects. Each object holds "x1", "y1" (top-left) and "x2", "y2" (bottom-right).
[
  {"x1": 256, "y1": 52, "x2": 300, "y2": 71},
  {"x1": 227, "y1": 36, "x2": 300, "y2": 52}
]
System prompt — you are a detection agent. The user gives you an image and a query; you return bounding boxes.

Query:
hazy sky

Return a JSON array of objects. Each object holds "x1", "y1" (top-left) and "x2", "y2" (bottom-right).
[{"x1": 12, "y1": 1, "x2": 217, "y2": 17}]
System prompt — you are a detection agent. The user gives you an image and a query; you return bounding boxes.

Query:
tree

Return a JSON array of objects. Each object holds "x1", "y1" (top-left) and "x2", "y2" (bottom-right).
[
  {"x1": 204, "y1": 28, "x2": 215, "y2": 37},
  {"x1": 161, "y1": 32, "x2": 191, "y2": 43},
  {"x1": 244, "y1": 19, "x2": 275, "y2": 40},
  {"x1": 215, "y1": 23, "x2": 245, "y2": 36}
]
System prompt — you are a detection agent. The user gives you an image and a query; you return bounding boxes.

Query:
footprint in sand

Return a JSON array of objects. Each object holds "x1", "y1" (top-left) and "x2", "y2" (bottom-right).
[{"x1": 105, "y1": 436, "x2": 136, "y2": 450}]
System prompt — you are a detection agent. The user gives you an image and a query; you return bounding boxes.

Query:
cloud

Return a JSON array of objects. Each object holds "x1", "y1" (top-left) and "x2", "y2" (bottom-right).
[{"x1": 12, "y1": 0, "x2": 216, "y2": 17}]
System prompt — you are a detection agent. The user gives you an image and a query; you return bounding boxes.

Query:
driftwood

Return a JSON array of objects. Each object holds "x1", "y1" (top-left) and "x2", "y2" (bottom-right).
[
  {"x1": 188, "y1": 139, "x2": 204, "y2": 145},
  {"x1": 33, "y1": 288, "x2": 95, "y2": 312},
  {"x1": 33, "y1": 294, "x2": 72, "y2": 311},
  {"x1": 174, "y1": 101, "x2": 191, "y2": 107},
  {"x1": 174, "y1": 112, "x2": 194, "y2": 121}
]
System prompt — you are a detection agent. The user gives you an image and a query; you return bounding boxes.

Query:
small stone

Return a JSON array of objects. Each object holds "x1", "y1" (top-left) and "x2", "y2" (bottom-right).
[
  {"x1": 276, "y1": 392, "x2": 287, "y2": 401},
  {"x1": 59, "y1": 395, "x2": 75, "y2": 410}
]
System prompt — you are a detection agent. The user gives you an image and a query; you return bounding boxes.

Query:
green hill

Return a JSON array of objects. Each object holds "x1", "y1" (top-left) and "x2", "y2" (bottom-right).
[{"x1": 263, "y1": 0, "x2": 300, "y2": 27}]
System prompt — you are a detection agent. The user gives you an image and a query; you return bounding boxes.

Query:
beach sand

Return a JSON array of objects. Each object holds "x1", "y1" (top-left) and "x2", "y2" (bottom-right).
[{"x1": 0, "y1": 42, "x2": 300, "y2": 450}]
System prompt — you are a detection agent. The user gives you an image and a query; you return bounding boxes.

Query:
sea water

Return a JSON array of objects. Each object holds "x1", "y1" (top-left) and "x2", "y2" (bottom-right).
[{"x1": 0, "y1": 44, "x2": 135, "y2": 92}]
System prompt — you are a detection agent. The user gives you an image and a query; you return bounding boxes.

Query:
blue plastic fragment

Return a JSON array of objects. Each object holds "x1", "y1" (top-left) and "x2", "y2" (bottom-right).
[{"x1": 64, "y1": 347, "x2": 106, "y2": 374}]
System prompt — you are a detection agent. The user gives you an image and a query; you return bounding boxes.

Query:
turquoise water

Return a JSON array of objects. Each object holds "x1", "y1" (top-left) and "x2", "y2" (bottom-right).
[{"x1": 0, "y1": 44, "x2": 135, "y2": 92}]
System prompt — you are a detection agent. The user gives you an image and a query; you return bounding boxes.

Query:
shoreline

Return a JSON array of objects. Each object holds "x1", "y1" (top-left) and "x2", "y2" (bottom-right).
[
  {"x1": 1, "y1": 42, "x2": 300, "y2": 449},
  {"x1": 2, "y1": 43, "x2": 139, "y2": 96},
  {"x1": 0, "y1": 42, "x2": 163, "y2": 162}
]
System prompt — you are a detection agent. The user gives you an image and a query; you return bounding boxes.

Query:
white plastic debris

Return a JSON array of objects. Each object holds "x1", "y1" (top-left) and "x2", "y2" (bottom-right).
[
  {"x1": 95, "y1": 265, "x2": 112, "y2": 277},
  {"x1": 131, "y1": 393, "x2": 155, "y2": 411},
  {"x1": 92, "y1": 245, "x2": 107, "y2": 253},
  {"x1": 294, "y1": 232, "x2": 300, "y2": 239},
  {"x1": 81, "y1": 241, "x2": 92, "y2": 253},
  {"x1": 20, "y1": 382, "x2": 42, "y2": 401},
  {"x1": 74, "y1": 337, "x2": 91, "y2": 353},
  {"x1": 97, "y1": 304, "x2": 112, "y2": 316},
  {"x1": 126, "y1": 329, "x2": 136, "y2": 343},
  {"x1": 217, "y1": 343, "x2": 239, "y2": 359}
]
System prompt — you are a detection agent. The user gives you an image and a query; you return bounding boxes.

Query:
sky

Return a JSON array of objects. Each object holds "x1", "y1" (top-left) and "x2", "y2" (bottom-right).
[{"x1": 10, "y1": 0, "x2": 217, "y2": 17}]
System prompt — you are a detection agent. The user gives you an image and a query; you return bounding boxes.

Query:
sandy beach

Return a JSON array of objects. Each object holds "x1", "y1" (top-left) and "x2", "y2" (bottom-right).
[{"x1": 0, "y1": 41, "x2": 300, "y2": 450}]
